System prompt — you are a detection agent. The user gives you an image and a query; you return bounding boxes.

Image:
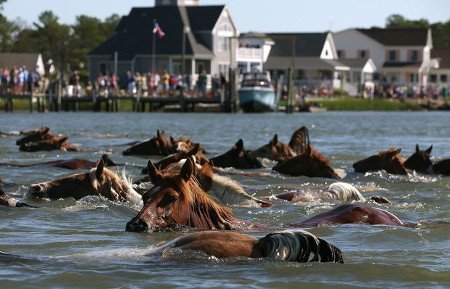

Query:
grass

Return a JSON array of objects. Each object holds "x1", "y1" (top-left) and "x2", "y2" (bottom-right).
[{"x1": 308, "y1": 97, "x2": 424, "y2": 111}]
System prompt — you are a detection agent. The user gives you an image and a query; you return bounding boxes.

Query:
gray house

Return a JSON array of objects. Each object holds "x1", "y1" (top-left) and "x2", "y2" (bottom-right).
[{"x1": 89, "y1": 0, "x2": 238, "y2": 84}]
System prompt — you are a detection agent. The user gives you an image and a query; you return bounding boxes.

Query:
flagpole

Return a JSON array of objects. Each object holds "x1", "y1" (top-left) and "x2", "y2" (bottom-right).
[{"x1": 152, "y1": 24, "x2": 156, "y2": 73}]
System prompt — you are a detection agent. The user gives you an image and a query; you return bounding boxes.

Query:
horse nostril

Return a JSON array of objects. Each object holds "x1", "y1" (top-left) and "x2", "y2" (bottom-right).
[{"x1": 126, "y1": 218, "x2": 148, "y2": 232}]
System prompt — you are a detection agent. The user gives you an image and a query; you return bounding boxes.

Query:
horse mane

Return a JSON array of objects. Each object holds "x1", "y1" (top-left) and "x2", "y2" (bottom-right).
[
  {"x1": 258, "y1": 230, "x2": 343, "y2": 263},
  {"x1": 309, "y1": 147, "x2": 332, "y2": 167},
  {"x1": 323, "y1": 182, "x2": 366, "y2": 202},
  {"x1": 289, "y1": 126, "x2": 309, "y2": 154},
  {"x1": 165, "y1": 171, "x2": 235, "y2": 230}
]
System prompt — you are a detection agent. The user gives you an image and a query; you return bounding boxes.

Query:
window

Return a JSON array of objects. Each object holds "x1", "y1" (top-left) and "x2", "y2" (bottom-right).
[
  {"x1": 430, "y1": 74, "x2": 437, "y2": 83},
  {"x1": 337, "y1": 50, "x2": 345, "y2": 59},
  {"x1": 388, "y1": 50, "x2": 397, "y2": 62},
  {"x1": 410, "y1": 50, "x2": 419, "y2": 62},
  {"x1": 218, "y1": 37, "x2": 229, "y2": 52},
  {"x1": 217, "y1": 23, "x2": 233, "y2": 52},
  {"x1": 358, "y1": 50, "x2": 369, "y2": 58},
  {"x1": 440, "y1": 74, "x2": 448, "y2": 83}
]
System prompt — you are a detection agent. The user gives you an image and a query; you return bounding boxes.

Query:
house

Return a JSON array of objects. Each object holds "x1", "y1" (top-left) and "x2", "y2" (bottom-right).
[
  {"x1": 235, "y1": 32, "x2": 274, "y2": 73},
  {"x1": 333, "y1": 28, "x2": 433, "y2": 86},
  {"x1": 88, "y1": 0, "x2": 238, "y2": 85},
  {"x1": 430, "y1": 48, "x2": 450, "y2": 95},
  {"x1": 0, "y1": 53, "x2": 46, "y2": 75},
  {"x1": 264, "y1": 32, "x2": 351, "y2": 91}
]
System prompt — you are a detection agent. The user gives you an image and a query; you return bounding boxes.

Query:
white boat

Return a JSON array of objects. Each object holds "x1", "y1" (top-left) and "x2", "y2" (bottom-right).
[{"x1": 238, "y1": 72, "x2": 276, "y2": 112}]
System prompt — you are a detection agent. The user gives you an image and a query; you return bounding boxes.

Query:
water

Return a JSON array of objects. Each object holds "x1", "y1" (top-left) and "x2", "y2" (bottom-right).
[{"x1": 0, "y1": 112, "x2": 449, "y2": 288}]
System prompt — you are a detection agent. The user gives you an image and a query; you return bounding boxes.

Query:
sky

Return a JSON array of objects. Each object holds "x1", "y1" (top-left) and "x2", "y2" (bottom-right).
[{"x1": 3, "y1": 0, "x2": 450, "y2": 32}]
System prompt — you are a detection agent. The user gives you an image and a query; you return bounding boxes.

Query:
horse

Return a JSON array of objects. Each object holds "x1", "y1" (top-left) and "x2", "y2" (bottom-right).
[
  {"x1": 276, "y1": 182, "x2": 390, "y2": 204},
  {"x1": 210, "y1": 139, "x2": 263, "y2": 169},
  {"x1": 272, "y1": 144, "x2": 343, "y2": 179},
  {"x1": 352, "y1": 147, "x2": 407, "y2": 175},
  {"x1": 0, "y1": 154, "x2": 117, "y2": 170},
  {"x1": 16, "y1": 127, "x2": 52, "y2": 146},
  {"x1": 126, "y1": 158, "x2": 403, "y2": 232},
  {"x1": 433, "y1": 158, "x2": 450, "y2": 175},
  {"x1": 253, "y1": 126, "x2": 310, "y2": 162},
  {"x1": 403, "y1": 144, "x2": 433, "y2": 174},
  {"x1": 0, "y1": 189, "x2": 35, "y2": 207},
  {"x1": 156, "y1": 229, "x2": 343, "y2": 263},
  {"x1": 28, "y1": 157, "x2": 141, "y2": 204},
  {"x1": 122, "y1": 130, "x2": 174, "y2": 156}
]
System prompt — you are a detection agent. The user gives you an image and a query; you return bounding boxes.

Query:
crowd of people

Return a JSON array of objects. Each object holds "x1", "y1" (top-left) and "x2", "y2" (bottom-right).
[{"x1": 0, "y1": 66, "x2": 44, "y2": 95}]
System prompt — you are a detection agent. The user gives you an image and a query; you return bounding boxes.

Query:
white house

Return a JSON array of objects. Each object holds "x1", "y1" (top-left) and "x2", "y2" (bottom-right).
[
  {"x1": 430, "y1": 48, "x2": 450, "y2": 95},
  {"x1": 333, "y1": 28, "x2": 433, "y2": 86}
]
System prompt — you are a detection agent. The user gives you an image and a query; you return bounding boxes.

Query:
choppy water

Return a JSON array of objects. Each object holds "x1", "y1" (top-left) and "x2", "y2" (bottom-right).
[{"x1": 0, "y1": 111, "x2": 449, "y2": 289}]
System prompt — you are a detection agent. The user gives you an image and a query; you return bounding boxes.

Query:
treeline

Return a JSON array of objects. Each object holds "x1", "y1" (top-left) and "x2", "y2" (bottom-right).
[{"x1": 1, "y1": 0, "x2": 449, "y2": 76}]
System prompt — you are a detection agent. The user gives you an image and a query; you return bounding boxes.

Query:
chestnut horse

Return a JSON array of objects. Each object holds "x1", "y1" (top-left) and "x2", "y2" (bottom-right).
[
  {"x1": 123, "y1": 130, "x2": 173, "y2": 156},
  {"x1": 126, "y1": 158, "x2": 403, "y2": 233},
  {"x1": 272, "y1": 145, "x2": 342, "y2": 179},
  {"x1": 352, "y1": 147, "x2": 407, "y2": 175},
  {"x1": 210, "y1": 139, "x2": 263, "y2": 169},
  {"x1": 0, "y1": 154, "x2": 117, "y2": 170},
  {"x1": 253, "y1": 126, "x2": 310, "y2": 162},
  {"x1": 157, "y1": 230, "x2": 343, "y2": 263},
  {"x1": 29, "y1": 157, "x2": 141, "y2": 203}
]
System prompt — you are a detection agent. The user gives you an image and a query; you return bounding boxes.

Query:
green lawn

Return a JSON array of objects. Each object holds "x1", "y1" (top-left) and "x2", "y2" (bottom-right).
[{"x1": 308, "y1": 97, "x2": 424, "y2": 111}]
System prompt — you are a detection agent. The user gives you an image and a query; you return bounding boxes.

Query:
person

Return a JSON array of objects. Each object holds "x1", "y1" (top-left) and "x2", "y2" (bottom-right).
[
  {"x1": 197, "y1": 70, "x2": 207, "y2": 97},
  {"x1": 162, "y1": 71, "x2": 170, "y2": 92},
  {"x1": 125, "y1": 71, "x2": 136, "y2": 96}
]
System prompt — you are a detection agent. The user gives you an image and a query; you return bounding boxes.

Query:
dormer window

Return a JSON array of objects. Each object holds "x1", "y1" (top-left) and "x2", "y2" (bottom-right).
[
  {"x1": 388, "y1": 50, "x2": 398, "y2": 62},
  {"x1": 357, "y1": 50, "x2": 369, "y2": 59},
  {"x1": 410, "y1": 50, "x2": 419, "y2": 62}
]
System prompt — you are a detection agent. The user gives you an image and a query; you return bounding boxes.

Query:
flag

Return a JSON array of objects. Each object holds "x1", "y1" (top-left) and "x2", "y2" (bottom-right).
[{"x1": 153, "y1": 20, "x2": 165, "y2": 38}]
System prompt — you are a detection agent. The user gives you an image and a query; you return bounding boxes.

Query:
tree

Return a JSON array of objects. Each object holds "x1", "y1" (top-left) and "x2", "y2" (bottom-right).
[{"x1": 386, "y1": 14, "x2": 429, "y2": 29}]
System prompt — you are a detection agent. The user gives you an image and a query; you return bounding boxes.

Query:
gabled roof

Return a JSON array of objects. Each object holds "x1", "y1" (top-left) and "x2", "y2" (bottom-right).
[
  {"x1": 357, "y1": 28, "x2": 429, "y2": 46},
  {"x1": 0, "y1": 53, "x2": 41, "y2": 69},
  {"x1": 90, "y1": 5, "x2": 225, "y2": 59},
  {"x1": 266, "y1": 33, "x2": 328, "y2": 57},
  {"x1": 431, "y1": 49, "x2": 450, "y2": 69}
]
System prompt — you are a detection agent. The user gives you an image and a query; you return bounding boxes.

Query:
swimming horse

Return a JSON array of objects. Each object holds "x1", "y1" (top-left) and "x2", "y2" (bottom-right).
[
  {"x1": 0, "y1": 189, "x2": 35, "y2": 207},
  {"x1": 0, "y1": 154, "x2": 117, "y2": 170},
  {"x1": 153, "y1": 229, "x2": 343, "y2": 263},
  {"x1": 126, "y1": 158, "x2": 404, "y2": 233},
  {"x1": 352, "y1": 147, "x2": 407, "y2": 175},
  {"x1": 210, "y1": 139, "x2": 263, "y2": 169},
  {"x1": 28, "y1": 157, "x2": 141, "y2": 204},
  {"x1": 272, "y1": 144, "x2": 344, "y2": 179},
  {"x1": 253, "y1": 126, "x2": 310, "y2": 162},
  {"x1": 403, "y1": 144, "x2": 450, "y2": 176}
]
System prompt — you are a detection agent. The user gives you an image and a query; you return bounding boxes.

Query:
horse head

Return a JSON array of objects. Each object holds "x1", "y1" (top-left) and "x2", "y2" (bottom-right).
[
  {"x1": 16, "y1": 127, "x2": 51, "y2": 146},
  {"x1": 29, "y1": 157, "x2": 141, "y2": 203},
  {"x1": 210, "y1": 139, "x2": 263, "y2": 169},
  {"x1": 273, "y1": 145, "x2": 341, "y2": 178},
  {"x1": 404, "y1": 144, "x2": 433, "y2": 174},
  {"x1": 19, "y1": 136, "x2": 68, "y2": 152},
  {"x1": 126, "y1": 158, "x2": 234, "y2": 232},
  {"x1": 122, "y1": 130, "x2": 173, "y2": 156},
  {"x1": 353, "y1": 147, "x2": 407, "y2": 175},
  {"x1": 253, "y1": 134, "x2": 296, "y2": 162}
]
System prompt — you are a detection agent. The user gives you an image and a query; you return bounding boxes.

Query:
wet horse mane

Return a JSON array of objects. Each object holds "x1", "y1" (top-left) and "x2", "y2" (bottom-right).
[{"x1": 309, "y1": 146, "x2": 332, "y2": 167}]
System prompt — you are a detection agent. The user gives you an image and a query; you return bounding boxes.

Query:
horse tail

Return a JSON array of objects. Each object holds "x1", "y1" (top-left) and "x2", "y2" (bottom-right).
[
  {"x1": 288, "y1": 126, "x2": 310, "y2": 155},
  {"x1": 258, "y1": 230, "x2": 344, "y2": 263},
  {"x1": 120, "y1": 168, "x2": 143, "y2": 205}
]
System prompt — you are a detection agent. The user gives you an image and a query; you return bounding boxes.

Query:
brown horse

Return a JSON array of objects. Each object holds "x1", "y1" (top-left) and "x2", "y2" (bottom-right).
[
  {"x1": 16, "y1": 127, "x2": 52, "y2": 146},
  {"x1": 403, "y1": 144, "x2": 433, "y2": 174},
  {"x1": 157, "y1": 230, "x2": 343, "y2": 263},
  {"x1": 433, "y1": 158, "x2": 450, "y2": 175},
  {"x1": 253, "y1": 126, "x2": 310, "y2": 162},
  {"x1": 210, "y1": 139, "x2": 263, "y2": 169},
  {"x1": 29, "y1": 157, "x2": 141, "y2": 203},
  {"x1": 272, "y1": 144, "x2": 342, "y2": 178},
  {"x1": 126, "y1": 159, "x2": 403, "y2": 232},
  {"x1": 352, "y1": 147, "x2": 407, "y2": 175},
  {"x1": 122, "y1": 130, "x2": 174, "y2": 156},
  {"x1": 0, "y1": 154, "x2": 117, "y2": 170}
]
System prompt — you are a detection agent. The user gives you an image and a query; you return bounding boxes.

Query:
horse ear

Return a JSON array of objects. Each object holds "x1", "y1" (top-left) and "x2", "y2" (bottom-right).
[
  {"x1": 147, "y1": 160, "x2": 163, "y2": 184},
  {"x1": 96, "y1": 158, "x2": 105, "y2": 180},
  {"x1": 170, "y1": 136, "x2": 176, "y2": 144},
  {"x1": 387, "y1": 148, "x2": 401, "y2": 158},
  {"x1": 416, "y1": 144, "x2": 420, "y2": 153},
  {"x1": 425, "y1": 145, "x2": 433, "y2": 154},
  {"x1": 235, "y1": 139, "x2": 244, "y2": 151},
  {"x1": 190, "y1": 143, "x2": 200, "y2": 155},
  {"x1": 305, "y1": 144, "x2": 312, "y2": 155},
  {"x1": 41, "y1": 127, "x2": 50, "y2": 135},
  {"x1": 180, "y1": 158, "x2": 193, "y2": 182},
  {"x1": 58, "y1": 136, "x2": 68, "y2": 144},
  {"x1": 272, "y1": 134, "x2": 278, "y2": 145}
]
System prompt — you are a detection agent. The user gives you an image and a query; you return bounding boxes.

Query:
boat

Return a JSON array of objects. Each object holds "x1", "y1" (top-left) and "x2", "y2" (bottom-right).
[{"x1": 238, "y1": 72, "x2": 277, "y2": 112}]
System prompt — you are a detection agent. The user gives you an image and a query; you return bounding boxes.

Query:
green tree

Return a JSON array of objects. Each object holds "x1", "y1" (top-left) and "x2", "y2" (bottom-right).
[
  {"x1": 430, "y1": 20, "x2": 450, "y2": 49},
  {"x1": 386, "y1": 14, "x2": 429, "y2": 28}
]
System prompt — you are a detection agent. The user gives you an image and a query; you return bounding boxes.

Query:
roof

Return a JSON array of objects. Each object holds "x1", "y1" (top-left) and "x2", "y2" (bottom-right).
[
  {"x1": 0, "y1": 53, "x2": 41, "y2": 69},
  {"x1": 338, "y1": 58, "x2": 372, "y2": 69},
  {"x1": 357, "y1": 28, "x2": 429, "y2": 46},
  {"x1": 266, "y1": 33, "x2": 328, "y2": 57},
  {"x1": 431, "y1": 49, "x2": 450, "y2": 69},
  {"x1": 90, "y1": 5, "x2": 225, "y2": 59},
  {"x1": 265, "y1": 56, "x2": 349, "y2": 71}
]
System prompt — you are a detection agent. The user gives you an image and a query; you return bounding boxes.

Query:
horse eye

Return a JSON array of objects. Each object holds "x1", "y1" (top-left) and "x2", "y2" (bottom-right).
[{"x1": 159, "y1": 195, "x2": 178, "y2": 207}]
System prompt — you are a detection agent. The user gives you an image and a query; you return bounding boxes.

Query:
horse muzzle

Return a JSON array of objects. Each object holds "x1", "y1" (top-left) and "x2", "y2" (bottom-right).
[{"x1": 126, "y1": 217, "x2": 149, "y2": 232}]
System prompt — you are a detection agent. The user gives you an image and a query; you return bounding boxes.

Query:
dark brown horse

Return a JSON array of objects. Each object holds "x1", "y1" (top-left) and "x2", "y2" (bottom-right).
[
  {"x1": 433, "y1": 158, "x2": 450, "y2": 175},
  {"x1": 29, "y1": 157, "x2": 141, "y2": 203},
  {"x1": 210, "y1": 139, "x2": 263, "y2": 169},
  {"x1": 127, "y1": 159, "x2": 403, "y2": 232},
  {"x1": 253, "y1": 126, "x2": 310, "y2": 162},
  {"x1": 353, "y1": 147, "x2": 407, "y2": 175},
  {"x1": 272, "y1": 145, "x2": 342, "y2": 178},
  {"x1": 403, "y1": 144, "x2": 433, "y2": 174},
  {"x1": 158, "y1": 230, "x2": 343, "y2": 263},
  {"x1": 16, "y1": 127, "x2": 52, "y2": 146},
  {"x1": 0, "y1": 154, "x2": 117, "y2": 170}
]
